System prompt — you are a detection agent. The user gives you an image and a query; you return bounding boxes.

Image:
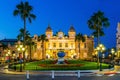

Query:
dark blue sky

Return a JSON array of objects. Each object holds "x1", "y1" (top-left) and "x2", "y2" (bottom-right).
[{"x1": 0, "y1": 0, "x2": 119, "y2": 48}]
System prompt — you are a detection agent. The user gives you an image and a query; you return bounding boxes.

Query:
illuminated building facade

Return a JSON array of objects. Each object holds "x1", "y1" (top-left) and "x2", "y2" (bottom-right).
[
  {"x1": 116, "y1": 22, "x2": 120, "y2": 58},
  {"x1": 32, "y1": 25, "x2": 94, "y2": 60}
]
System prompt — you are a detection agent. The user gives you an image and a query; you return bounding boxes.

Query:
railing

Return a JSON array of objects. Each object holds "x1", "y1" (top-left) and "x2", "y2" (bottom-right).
[{"x1": 26, "y1": 70, "x2": 81, "y2": 80}]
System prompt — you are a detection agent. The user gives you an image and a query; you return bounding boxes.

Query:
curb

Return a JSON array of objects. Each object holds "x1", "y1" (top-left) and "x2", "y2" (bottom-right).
[{"x1": 95, "y1": 71, "x2": 118, "y2": 75}]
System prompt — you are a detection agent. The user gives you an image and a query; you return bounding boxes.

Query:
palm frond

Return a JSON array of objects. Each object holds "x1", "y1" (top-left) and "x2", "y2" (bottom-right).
[
  {"x1": 13, "y1": 10, "x2": 19, "y2": 16},
  {"x1": 30, "y1": 14, "x2": 36, "y2": 19}
]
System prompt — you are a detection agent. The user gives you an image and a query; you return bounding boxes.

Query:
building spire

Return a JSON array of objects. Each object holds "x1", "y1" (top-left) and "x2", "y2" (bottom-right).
[
  {"x1": 69, "y1": 25, "x2": 75, "y2": 32},
  {"x1": 46, "y1": 24, "x2": 52, "y2": 32}
]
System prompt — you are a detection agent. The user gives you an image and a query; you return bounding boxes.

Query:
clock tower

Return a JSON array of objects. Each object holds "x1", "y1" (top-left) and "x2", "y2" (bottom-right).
[
  {"x1": 68, "y1": 25, "x2": 76, "y2": 39},
  {"x1": 46, "y1": 24, "x2": 53, "y2": 39}
]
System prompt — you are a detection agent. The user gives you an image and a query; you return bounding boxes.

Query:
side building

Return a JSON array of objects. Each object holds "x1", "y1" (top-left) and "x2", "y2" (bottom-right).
[
  {"x1": 32, "y1": 25, "x2": 94, "y2": 60},
  {"x1": 116, "y1": 22, "x2": 120, "y2": 58},
  {"x1": 0, "y1": 39, "x2": 17, "y2": 62}
]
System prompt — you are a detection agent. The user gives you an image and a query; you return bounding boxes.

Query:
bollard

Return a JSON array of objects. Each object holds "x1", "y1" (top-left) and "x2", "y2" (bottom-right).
[
  {"x1": 26, "y1": 71, "x2": 30, "y2": 80},
  {"x1": 52, "y1": 70, "x2": 54, "y2": 80},
  {"x1": 78, "y1": 70, "x2": 80, "y2": 80}
]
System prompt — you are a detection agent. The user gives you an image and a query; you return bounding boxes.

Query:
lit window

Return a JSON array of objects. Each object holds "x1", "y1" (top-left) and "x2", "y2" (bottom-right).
[
  {"x1": 59, "y1": 43, "x2": 62, "y2": 47},
  {"x1": 65, "y1": 43, "x2": 68, "y2": 47},
  {"x1": 53, "y1": 43, "x2": 56, "y2": 47},
  {"x1": 71, "y1": 43, "x2": 73, "y2": 48}
]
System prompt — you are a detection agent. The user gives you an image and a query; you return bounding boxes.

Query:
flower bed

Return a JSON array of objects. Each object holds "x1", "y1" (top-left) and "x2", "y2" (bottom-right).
[{"x1": 39, "y1": 64, "x2": 83, "y2": 67}]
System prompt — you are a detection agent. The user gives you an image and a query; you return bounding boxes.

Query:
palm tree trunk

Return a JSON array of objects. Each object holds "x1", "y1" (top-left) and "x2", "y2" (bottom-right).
[
  {"x1": 23, "y1": 17, "x2": 26, "y2": 69},
  {"x1": 97, "y1": 27, "x2": 100, "y2": 69},
  {"x1": 97, "y1": 27, "x2": 100, "y2": 45},
  {"x1": 23, "y1": 17, "x2": 26, "y2": 46}
]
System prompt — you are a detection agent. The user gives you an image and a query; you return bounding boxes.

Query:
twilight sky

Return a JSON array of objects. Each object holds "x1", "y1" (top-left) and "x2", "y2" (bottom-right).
[{"x1": 0, "y1": 0, "x2": 119, "y2": 48}]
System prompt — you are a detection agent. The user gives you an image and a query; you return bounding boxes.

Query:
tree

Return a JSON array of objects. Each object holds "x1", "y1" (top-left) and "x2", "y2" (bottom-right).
[
  {"x1": 13, "y1": 1, "x2": 36, "y2": 45},
  {"x1": 87, "y1": 11, "x2": 110, "y2": 45},
  {"x1": 38, "y1": 34, "x2": 48, "y2": 60},
  {"x1": 17, "y1": 28, "x2": 30, "y2": 41},
  {"x1": 75, "y1": 33, "x2": 85, "y2": 59},
  {"x1": 17, "y1": 28, "x2": 35, "y2": 61},
  {"x1": 13, "y1": 1, "x2": 36, "y2": 66}
]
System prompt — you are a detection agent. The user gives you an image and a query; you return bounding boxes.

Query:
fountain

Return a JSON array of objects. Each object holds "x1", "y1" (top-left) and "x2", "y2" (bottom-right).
[{"x1": 57, "y1": 51, "x2": 65, "y2": 64}]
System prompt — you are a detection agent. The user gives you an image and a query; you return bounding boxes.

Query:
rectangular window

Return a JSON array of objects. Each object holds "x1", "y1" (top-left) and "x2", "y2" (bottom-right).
[
  {"x1": 53, "y1": 43, "x2": 56, "y2": 47},
  {"x1": 59, "y1": 43, "x2": 62, "y2": 47},
  {"x1": 65, "y1": 43, "x2": 68, "y2": 47},
  {"x1": 71, "y1": 43, "x2": 73, "y2": 48}
]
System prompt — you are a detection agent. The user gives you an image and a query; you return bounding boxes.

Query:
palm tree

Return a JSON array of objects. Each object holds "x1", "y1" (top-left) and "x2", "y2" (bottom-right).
[
  {"x1": 75, "y1": 33, "x2": 85, "y2": 59},
  {"x1": 38, "y1": 34, "x2": 48, "y2": 60},
  {"x1": 17, "y1": 28, "x2": 35, "y2": 61},
  {"x1": 13, "y1": 1, "x2": 36, "y2": 46},
  {"x1": 17, "y1": 28, "x2": 30, "y2": 41},
  {"x1": 87, "y1": 11, "x2": 110, "y2": 46},
  {"x1": 13, "y1": 1, "x2": 36, "y2": 67}
]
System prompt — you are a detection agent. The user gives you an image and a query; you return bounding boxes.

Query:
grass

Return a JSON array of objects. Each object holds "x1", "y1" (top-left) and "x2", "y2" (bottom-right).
[{"x1": 11, "y1": 60, "x2": 109, "y2": 71}]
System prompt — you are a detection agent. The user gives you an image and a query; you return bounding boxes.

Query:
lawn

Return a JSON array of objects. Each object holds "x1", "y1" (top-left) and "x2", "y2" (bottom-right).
[{"x1": 12, "y1": 60, "x2": 109, "y2": 71}]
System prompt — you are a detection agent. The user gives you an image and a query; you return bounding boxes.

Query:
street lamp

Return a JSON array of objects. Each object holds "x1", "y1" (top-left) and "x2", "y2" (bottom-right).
[
  {"x1": 111, "y1": 48, "x2": 115, "y2": 60},
  {"x1": 17, "y1": 44, "x2": 25, "y2": 72},
  {"x1": 96, "y1": 44, "x2": 106, "y2": 71},
  {"x1": 12, "y1": 53, "x2": 16, "y2": 71},
  {"x1": 6, "y1": 50, "x2": 11, "y2": 68}
]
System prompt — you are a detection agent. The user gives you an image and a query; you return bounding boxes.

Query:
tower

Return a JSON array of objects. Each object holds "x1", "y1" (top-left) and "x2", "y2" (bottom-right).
[
  {"x1": 46, "y1": 24, "x2": 53, "y2": 39},
  {"x1": 68, "y1": 25, "x2": 76, "y2": 38}
]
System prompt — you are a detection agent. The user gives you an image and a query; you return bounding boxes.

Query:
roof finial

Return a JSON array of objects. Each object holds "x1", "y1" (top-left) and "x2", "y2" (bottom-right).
[
  {"x1": 69, "y1": 25, "x2": 75, "y2": 32},
  {"x1": 46, "y1": 24, "x2": 52, "y2": 32}
]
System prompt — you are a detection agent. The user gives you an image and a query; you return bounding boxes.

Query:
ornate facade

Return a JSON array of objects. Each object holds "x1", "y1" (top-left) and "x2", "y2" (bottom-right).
[{"x1": 32, "y1": 25, "x2": 94, "y2": 60}]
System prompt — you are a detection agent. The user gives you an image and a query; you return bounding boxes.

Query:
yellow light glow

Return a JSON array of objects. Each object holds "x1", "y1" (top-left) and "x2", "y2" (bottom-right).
[
  {"x1": 97, "y1": 47, "x2": 100, "y2": 50},
  {"x1": 111, "y1": 49, "x2": 115, "y2": 54},
  {"x1": 17, "y1": 48, "x2": 20, "y2": 51},
  {"x1": 20, "y1": 45, "x2": 23, "y2": 48},
  {"x1": 13, "y1": 54, "x2": 16, "y2": 56},
  {"x1": 22, "y1": 48, "x2": 25, "y2": 51},
  {"x1": 102, "y1": 47, "x2": 105, "y2": 51},
  {"x1": 99, "y1": 44, "x2": 103, "y2": 47},
  {"x1": 6, "y1": 54, "x2": 8, "y2": 56}
]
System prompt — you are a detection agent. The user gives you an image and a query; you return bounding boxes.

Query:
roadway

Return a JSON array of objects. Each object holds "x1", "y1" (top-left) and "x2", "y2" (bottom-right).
[
  {"x1": 0, "y1": 65, "x2": 120, "y2": 80},
  {"x1": 0, "y1": 73, "x2": 120, "y2": 80}
]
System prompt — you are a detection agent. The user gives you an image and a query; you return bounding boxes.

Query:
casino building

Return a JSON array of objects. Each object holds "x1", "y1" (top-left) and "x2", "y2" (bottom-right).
[{"x1": 31, "y1": 25, "x2": 94, "y2": 60}]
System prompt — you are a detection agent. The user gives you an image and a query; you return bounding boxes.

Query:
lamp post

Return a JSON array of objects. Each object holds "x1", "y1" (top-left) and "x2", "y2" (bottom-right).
[
  {"x1": 96, "y1": 44, "x2": 106, "y2": 71},
  {"x1": 17, "y1": 44, "x2": 25, "y2": 72},
  {"x1": 111, "y1": 48, "x2": 115, "y2": 60},
  {"x1": 6, "y1": 50, "x2": 11, "y2": 68},
  {"x1": 12, "y1": 53, "x2": 16, "y2": 71}
]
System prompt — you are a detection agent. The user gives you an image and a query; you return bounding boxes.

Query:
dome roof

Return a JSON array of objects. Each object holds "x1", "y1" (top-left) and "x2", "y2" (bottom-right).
[
  {"x1": 69, "y1": 25, "x2": 75, "y2": 32},
  {"x1": 46, "y1": 24, "x2": 52, "y2": 32}
]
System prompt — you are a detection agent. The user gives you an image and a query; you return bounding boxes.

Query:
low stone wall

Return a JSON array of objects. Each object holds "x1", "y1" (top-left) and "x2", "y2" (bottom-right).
[{"x1": 114, "y1": 65, "x2": 120, "y2": 71}]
